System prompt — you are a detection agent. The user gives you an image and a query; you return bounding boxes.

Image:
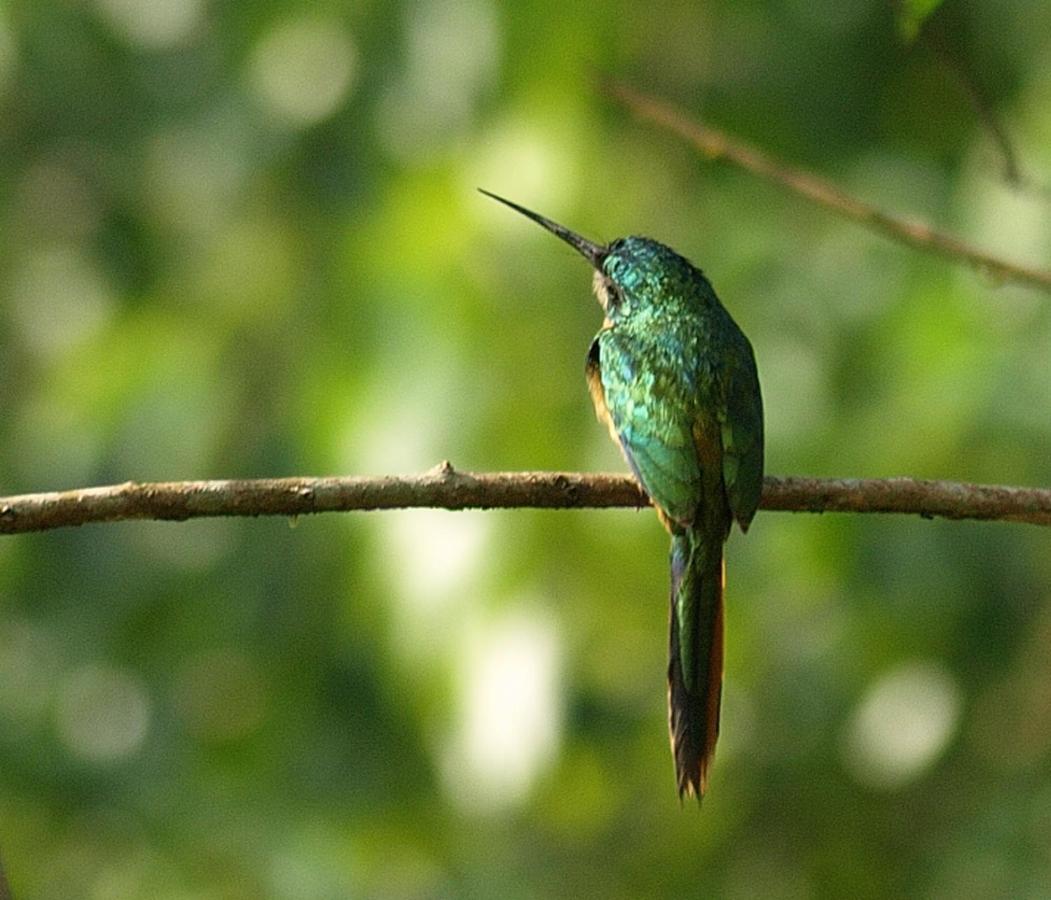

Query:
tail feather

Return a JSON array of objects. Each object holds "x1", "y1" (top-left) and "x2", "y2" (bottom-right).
[{"x1": 668, "y1": 529, "x2": 725, "y2": 800}]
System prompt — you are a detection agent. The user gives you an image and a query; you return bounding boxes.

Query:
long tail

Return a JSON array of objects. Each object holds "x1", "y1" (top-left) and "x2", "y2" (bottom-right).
[{"x1": 668, "y1": 526, "x2": 725, "y2": 800}]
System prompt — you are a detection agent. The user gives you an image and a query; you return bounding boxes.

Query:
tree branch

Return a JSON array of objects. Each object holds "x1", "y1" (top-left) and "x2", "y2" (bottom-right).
[
  {"x1": 603, "y1": 80, "x2": 1051, "y2": 294},
  {"x1": 923, "y1": 29, "x2": 1023, "y2": 187},
  {"x1": 2, "y1": 464, "x2": 1049, "y2": 535}
]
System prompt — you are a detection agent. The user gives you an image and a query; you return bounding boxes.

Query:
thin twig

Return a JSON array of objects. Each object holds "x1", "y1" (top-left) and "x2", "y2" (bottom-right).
[
  {"x1": 924, "y1": 30, "x2": 1023, "y2": 186},
  {"x1": 604, "y1": 80, "x2": 1051, "y2": 294},
  {"x1": 1, "y1": 464, "x2": 1049, "y2": 535}
]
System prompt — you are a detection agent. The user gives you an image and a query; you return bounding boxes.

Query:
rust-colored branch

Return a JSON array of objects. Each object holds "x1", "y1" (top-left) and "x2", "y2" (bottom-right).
[
  {"x1": 604, "y1": 80, "x2": 1051, "y2": 294},
  {"x1": 758, "y1": 475, "x2": 1051, "y2": 525},
  {"x1": 2, "y1": 464, "x2": 1049, "y2": 535}
]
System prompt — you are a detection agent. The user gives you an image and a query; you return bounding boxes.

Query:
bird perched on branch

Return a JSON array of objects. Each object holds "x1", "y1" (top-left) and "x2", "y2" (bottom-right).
[{"x1": 482, "y1": 189, "x2": 764, "y2": 800}]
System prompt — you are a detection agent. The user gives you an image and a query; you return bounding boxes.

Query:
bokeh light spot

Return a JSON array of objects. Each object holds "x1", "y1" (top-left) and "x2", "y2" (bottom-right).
[
  {"x1": 94, "y1": 0, "x2": 203, "y2": 49},
  {"x1": 144, "y1": 125, "x2": 251, "y2": 235},
  {"x1": 9, "y1": 247, "x2": 116, "y2": 359},
  {"x1": 441, "y1": 610, "x2": 562, "y2": 813},
  {"x1": 470, "y1": 120, "x2": 578, "y2": 227},
  {"x1": 376, "y1": 0, "x2": 499, "y2": 162},
  {"x1": 55, "y1": 664, "x2": 151, "y2": 763},
  {"x1": 843, "y1": 660, "x2": 962, "y2": 790},
  {"x1": 248, "y1": 17, "x2": 357, "y2": 127},
  {"x1": 383, "y1": 509, "x2": 491, "y2": 619}
]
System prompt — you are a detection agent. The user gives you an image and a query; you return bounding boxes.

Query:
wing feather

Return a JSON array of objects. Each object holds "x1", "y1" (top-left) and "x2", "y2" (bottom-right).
[
  {"x1": 594, "y1": 329, "x2": 702, "y2": 527},
  {"x1": 718, "y1": 334, "x2": 764, "y2": 531}
]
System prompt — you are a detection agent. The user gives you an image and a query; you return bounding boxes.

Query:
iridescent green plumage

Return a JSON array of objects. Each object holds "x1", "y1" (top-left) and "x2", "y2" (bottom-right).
[{"x1": 482, "y1": 191, "x2": 764, "y2": 800}]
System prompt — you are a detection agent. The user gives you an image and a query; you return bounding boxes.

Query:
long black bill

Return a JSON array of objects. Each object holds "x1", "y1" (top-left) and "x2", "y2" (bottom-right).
[{"x1": 479, "y1": 189, "x2": 607, "y2": 270}]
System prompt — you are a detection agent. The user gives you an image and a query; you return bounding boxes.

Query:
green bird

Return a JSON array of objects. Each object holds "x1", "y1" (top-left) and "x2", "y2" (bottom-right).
[{"x1": 482, "y1": 190, "x2": 764, "y2": 799}]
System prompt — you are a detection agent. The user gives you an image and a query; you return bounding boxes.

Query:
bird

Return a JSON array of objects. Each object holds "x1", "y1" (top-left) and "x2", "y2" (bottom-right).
[{"x1": 481, "y1": 189, "x2": 764, "y2": 800}]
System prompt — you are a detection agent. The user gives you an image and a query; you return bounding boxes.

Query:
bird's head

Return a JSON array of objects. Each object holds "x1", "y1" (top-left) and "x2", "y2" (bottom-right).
[{"x1": 481, "y1": 190, "x2": 705, "y2": 321}]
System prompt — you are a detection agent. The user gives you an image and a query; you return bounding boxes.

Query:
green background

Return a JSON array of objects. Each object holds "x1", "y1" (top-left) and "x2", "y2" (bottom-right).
[{"x1": 2, "y1": 1, "x2": 1050, "y2": 897}]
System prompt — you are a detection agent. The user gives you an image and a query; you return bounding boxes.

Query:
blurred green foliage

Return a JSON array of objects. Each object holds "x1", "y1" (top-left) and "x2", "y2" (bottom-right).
[
  {"x1": 896, "y1": 0, "x2": 946, "y2": 42},
  {"x1": 2, "y1": 0, "x2": 1051, "y2": 897}
]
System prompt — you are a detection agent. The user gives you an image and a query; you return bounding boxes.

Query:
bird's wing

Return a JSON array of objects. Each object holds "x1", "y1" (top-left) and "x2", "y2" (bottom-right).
[
  {"x1": 589, "y1": 329, "x2": 702, "y2": 528},
  {"x1": 718, "y1": 332, "x2": 764, "y2": 531}
]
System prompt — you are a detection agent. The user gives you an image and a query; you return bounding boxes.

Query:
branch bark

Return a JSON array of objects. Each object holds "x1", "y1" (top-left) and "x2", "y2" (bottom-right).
[
  {"x1": 604, "y1": 80, "x2": 1051, "y2": 294},
  {"x1": 2, "y1": 464, "x2": 1050, "y2": 535}
]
